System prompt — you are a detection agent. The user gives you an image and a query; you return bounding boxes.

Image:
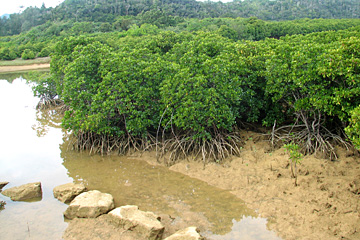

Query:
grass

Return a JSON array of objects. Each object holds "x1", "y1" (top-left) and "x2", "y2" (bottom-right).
[{"x1": 0, "y1": 57, "x2": 50, "y2": 66}]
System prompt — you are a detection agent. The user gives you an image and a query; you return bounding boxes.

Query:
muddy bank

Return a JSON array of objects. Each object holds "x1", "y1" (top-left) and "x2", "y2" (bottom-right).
[
  {"x1": 63, "y1": 131, "x2": 360, "y2": 240},
  {"x1": 0, "y1": 63, "x2": 50, "y2": 73},
  {"x1": 165, "y1": 131, "x2": 360, "y2": 240}
]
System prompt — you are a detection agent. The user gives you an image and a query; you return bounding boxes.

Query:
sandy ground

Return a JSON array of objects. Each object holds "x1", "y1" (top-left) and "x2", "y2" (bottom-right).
[
  {"x1": 168, "y1": 131, "x2": 360, "y2": 240},
  {"x1": 0, "y1": 63, "x2": 50, "y2": 73}
]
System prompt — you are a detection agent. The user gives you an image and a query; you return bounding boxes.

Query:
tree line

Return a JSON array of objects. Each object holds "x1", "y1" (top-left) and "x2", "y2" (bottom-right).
[
  {"x1": 2, "y1": 17, "x2": 360, "y2": 61},
  {"x1": 1, "y1": 0, "x2": 360, "y2": 36}
]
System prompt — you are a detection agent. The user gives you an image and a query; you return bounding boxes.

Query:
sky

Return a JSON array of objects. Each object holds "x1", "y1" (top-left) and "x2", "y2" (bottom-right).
[{"x1": 0, "y1": 0, "x2": 65, "y2": 16}]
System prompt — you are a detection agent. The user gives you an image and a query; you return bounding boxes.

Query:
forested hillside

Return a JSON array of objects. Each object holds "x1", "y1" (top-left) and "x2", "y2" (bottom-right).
[{"x1": 1, "y1": 0, "x2": 360, "y2": 36}]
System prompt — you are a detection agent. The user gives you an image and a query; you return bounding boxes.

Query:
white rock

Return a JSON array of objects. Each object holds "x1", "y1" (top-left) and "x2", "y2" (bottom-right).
[
  {"x1": 64, "y1": 190, "x2": 114, "y2": 219},
  {"x1": 164, "y1": 227, "x2": 204, "y2": 240},
  {"x1": 109, "y1": 205, "x2": 165, "y2": 240},
  {"x1": 53, "y1": 183, "x2": 87, "y2": 203},
  {"x1": 1, "y1": 182, "x2": 42, "y2": 201}
]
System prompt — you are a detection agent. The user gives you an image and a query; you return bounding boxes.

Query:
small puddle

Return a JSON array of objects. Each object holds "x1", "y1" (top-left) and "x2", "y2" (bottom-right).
[{"x1": 0, "y1": 77, "x2": 281, "y2": 239}]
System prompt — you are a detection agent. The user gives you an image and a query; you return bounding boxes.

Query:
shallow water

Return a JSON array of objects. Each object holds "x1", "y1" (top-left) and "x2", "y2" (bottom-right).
[{"x1": 0, "y1": 76, "x2": 281, "y2": 240}]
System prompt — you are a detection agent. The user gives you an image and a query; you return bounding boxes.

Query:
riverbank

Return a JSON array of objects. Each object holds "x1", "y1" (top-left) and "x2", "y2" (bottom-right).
[
  {"x1": 162, "y1": 131, "x2": 360, "y2": 240},
  {"x1": 0, "y1": 57, "x2": 50, "y2": 73}
]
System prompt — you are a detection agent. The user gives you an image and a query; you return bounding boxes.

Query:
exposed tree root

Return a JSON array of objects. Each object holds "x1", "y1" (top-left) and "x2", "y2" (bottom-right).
[
  {"x1": 270, "y1": 110, "x2": 351, "y2": 160},
  {"x1": 65, "y1": 129, "x2": 243, "y2": 165},
  {"x1": 36, "y1": 99, "x2": 69, "y2": 113},
  {"x1": 156, "y1": 131, "x2": 243, "y2": 166},
  {"x1": 67, "y1": 131, "x2": 155, "y2": 156}
]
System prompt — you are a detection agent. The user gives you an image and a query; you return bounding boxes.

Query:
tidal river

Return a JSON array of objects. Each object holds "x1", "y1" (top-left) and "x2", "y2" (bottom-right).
[{"x1": 0, "y1": 74, "x2": 281, "y2": 240}]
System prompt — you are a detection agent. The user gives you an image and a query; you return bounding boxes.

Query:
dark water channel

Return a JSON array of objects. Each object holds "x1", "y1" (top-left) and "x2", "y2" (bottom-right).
[{"x1": 0, "y1": 76, "x2": 281, "y2": 240}]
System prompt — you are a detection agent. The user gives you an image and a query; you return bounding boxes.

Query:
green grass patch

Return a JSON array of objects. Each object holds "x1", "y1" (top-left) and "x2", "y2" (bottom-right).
[{"x1": 0, "y1": 57, "x2": 50, "y2": 66}]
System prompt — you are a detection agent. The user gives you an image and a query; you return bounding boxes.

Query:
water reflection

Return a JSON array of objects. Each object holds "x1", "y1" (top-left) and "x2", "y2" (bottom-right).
[
  {"x1": 0, "y1": 77, "x2": 281, "y2": 240},
  {"x1": 0, "y1": 78, "x2": 70, "y2": 240},
  {"x1": 60, "y1": 149, "x2": 256, "y2": 235},
  {"x1": 32, "y1": 108, "x2": 63, "y2": 137}
]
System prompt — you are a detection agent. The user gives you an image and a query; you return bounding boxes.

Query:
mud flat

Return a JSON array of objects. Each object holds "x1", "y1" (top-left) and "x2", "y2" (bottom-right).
[{"x1": 166, "y1": 131, "x2": 360, "y2": 240}]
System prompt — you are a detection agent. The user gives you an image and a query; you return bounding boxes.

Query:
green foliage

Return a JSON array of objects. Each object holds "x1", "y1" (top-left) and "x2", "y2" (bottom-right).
[
  {"x1": 345, "y1": 106, "x2": 360, "y2": 150},
  {"x1": 265, "y1": 30, "x2": 360, "y2": 122},
  {"x1": 50, "y1": 36, "x2": 95, "y2": 97},
  {"x1": 161, "y1": 33, "x2": 240, "y2": 139},
  {"x1": 138, "y1": 9, "x2": 182, "y2": 28},
  {"x1": 284, "y1": 143, "x2": 303, "y2": 186},
  {"x1": 93, "y1": 50, "x2": 171, "y2": 137},
  {"x1": 127, "y1": 24, "x2": 160, "y2": 37},
  {"x1": 0, "y1": 47, "x2": 18, "y2": 60},
  {"x1": 37, "y1": 46, "x2": 51, "y2": 57},
  {"x1": 284, "y1": 143, "x2": 303, "y2": 165},
  {"x1": 61, "y1": 41, "x2": 111, "y2": 134},
  {"x1": 21, "y1": 49, "x2": 36, "y2": 59},
  {"x1": 2, "y1": 0, "x2": 360, "y2": 38},
  {"x1": 29, "y1": 26, "x2": 360, "y2": 158},
  {"x1": 161, "y1": 33, "x2": 268, "y2": 140},
  {"x1": 98, "y1": 22, "x2": 112, "y2": 32}
]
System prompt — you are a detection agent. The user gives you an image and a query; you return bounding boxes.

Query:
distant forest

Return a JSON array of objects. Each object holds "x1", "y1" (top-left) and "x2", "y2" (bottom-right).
[{"x1": 1, "y1": 0, "x2": 359, "y2": 36}]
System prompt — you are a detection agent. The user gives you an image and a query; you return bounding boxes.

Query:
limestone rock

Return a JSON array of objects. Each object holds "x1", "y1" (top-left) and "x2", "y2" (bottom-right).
[
  {"x1": 53, "y1": 183, "x2": 87, "y2": 203},
  {"x1": 1, "y1": 182, "x2": 42, "y2": 201},
  {"x1": 109, "y1": 205, "x2": 165, "y2": 240},
  {"x1": 0, "y1": 181, "x2": 9, "y2": 191},
  {"x1": 64, "y1": 190, "x2": 114, "y2": 219},
  {"x1": 164, "y1": 227, "x2": 204, "y2": 240}
]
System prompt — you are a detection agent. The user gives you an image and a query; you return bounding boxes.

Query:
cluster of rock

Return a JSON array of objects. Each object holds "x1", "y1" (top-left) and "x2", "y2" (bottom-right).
[
  {"x1": 55, "y1": 183, "x2": 204, "y2": 240},
  {"x1": 1, "y1": 181, "x2": 203, "y2": 239}
]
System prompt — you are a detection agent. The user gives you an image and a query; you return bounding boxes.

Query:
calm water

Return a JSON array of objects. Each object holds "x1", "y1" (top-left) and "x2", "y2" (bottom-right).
[{"x1": 0, "y1": 76, "x2": 281, "y2": 240}]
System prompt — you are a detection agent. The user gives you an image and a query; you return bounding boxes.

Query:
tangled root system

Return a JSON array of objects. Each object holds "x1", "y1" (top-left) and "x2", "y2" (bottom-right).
[
  {"x1": 68, "y1": 131, "x2": 155, "y2": 155},
  {"x1": 36, "y1": 99, "x2": 69, "y2": 113},
  {"x1": 270, "y1": 110, "x2": 351, "y2": 160},
  {"x1": 65, "y1": 129, "x2": 243, "y2": 165},
  {"x1": 156, "y1": 131, "x2": 243, "y2": 166}
]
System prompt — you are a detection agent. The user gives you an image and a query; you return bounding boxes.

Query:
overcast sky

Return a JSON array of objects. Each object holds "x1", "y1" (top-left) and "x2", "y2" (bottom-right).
[{"x1": 0, "y1": 0, "x2": 234, "y2": 17}]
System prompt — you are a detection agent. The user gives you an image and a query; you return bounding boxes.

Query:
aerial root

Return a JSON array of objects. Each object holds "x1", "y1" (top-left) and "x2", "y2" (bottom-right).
[
  {"x1": 70, "y1": 131, "x2": 156, "y2": 156},
  {"x1": 36, "y1": 99, "x2": 69, "y2": 113},
  {"x1": 68, "y1": 130, "x2": 243, "y2": 165},
  {"x1": 269, "y1": 110, "x2": 351, "y2": 160},
  {"x1": 158, "y1": 132, "x2": 243, "y2": 166}
]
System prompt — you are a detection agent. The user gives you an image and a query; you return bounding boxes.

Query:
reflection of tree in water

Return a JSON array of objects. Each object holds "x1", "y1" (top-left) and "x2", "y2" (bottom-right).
[
  {"x1": 0, "y1": 73, "x2": 24, "y2": 83},
  {"x1": 59, "y1": 138, "x2": 257, "y2": 235},
  {"x1": 32, "y1": 108, "x2": 64, "y2": 137},
  {"x1": 0, "y1": 70, "x2": 49, "y2": 83}
]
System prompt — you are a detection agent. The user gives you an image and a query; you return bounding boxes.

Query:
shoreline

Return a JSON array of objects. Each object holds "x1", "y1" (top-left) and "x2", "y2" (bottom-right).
[
  {"x1": 165, "y1": 131, "x2": 360, "y2": 240},
  {"x1": 0, "y1": 63, "x2": 50, "y2": 73}
]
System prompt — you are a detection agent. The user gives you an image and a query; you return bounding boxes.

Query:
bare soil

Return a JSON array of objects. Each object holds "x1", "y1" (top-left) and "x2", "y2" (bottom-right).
[
  {"x1": 168, "y1": 131, "x2": 360, "y2": 240},
  {"x1": 0, "y1": 63, "x2": 50, "y2": 73}
]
